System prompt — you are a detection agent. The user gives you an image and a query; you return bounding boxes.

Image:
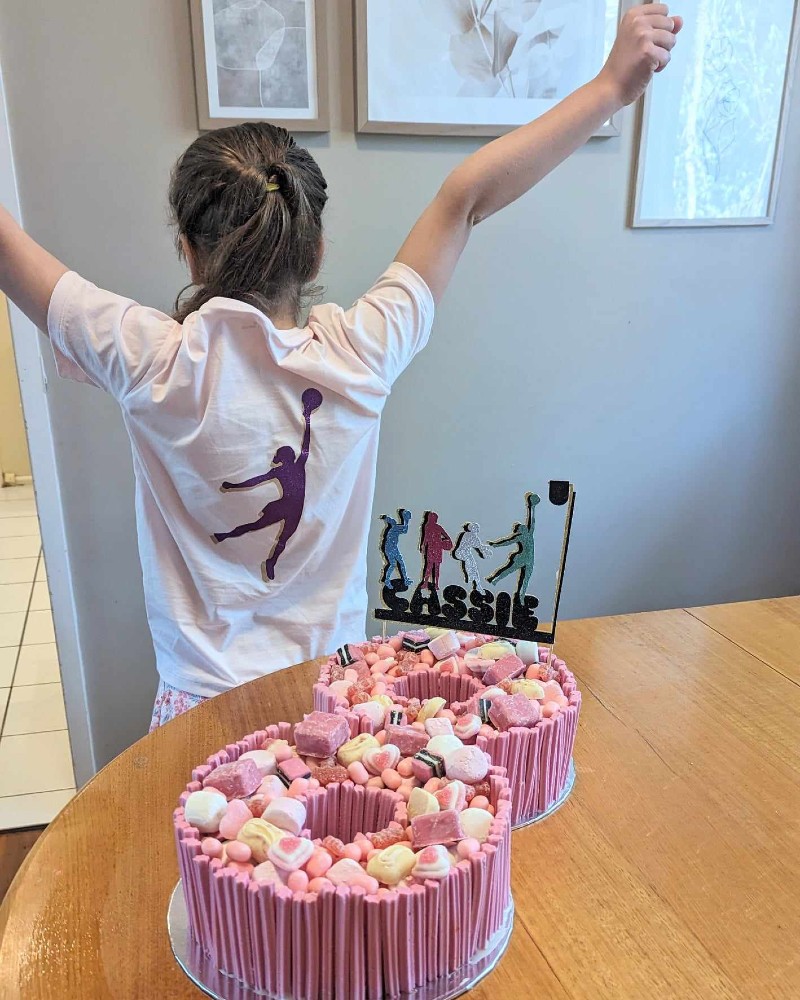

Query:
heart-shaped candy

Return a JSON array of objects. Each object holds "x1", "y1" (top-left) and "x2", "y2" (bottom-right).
[
  {"x1": 361, "y1": 744, "x2": 401, "y2": 776},
  {"x1": 411, "y1": 844, "x2": 450, "y2": 881},
  {"x1": 435, "y1": 779, "x2": 467, "y2": 813},
  {"x1": 268, "y1": 835, "x2": 315, "y2": 872},
  {"x1": 453, "y1": 714, "x2": 481, "y2": 743}
]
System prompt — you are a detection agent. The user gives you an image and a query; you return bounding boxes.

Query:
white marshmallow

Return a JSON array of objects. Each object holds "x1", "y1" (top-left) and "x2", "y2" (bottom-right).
[
  {"x1": 459, "y1": 808, "x2": 493, "y2": 843},
  {"x1": 426, "y1": 734, "x2": 464, "y2": 758},
  {"x1": 263, "y1": 797, "x2": 307, "y2": 836},
  {"x1": 184, "y1": 789, "x2": 228, "y2": 834},
  {"x1": 239, "y1": 749, "x2": 277, "y2": 777}
]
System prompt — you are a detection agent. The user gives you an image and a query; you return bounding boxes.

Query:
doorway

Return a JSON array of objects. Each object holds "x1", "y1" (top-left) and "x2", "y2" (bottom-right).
[{"x1": 0, "y1": 293, "x2": 76, "y2": 829}]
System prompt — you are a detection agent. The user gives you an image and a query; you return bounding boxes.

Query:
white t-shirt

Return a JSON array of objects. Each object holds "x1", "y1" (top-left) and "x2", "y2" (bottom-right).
[{"x1": 47, "y1": 262, "x2": 434, "y2": 696}]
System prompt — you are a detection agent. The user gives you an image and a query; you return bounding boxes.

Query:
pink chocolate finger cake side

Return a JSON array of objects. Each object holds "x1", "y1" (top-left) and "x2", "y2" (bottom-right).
[
  {"x1": 314, "y1": 630, "x2": 580, "y2": 826},
  {"x1": 173, "y1": 716, "x2": 513, "y2": 999}
]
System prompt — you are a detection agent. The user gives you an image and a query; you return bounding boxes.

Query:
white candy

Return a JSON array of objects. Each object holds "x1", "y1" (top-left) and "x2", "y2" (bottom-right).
[
  {"x1": 515, "y1": 640, "x2": 539, "y2": 666},
  {"x1": 424, "y1": 717, "x2": 454, "y2": 738},
  {"x1": 459, "y1": 808, "x2": 493, "y2": 843},
  {"x1": 352, "y1": 701, "x2": 385, "y2": 726},
  {"x1": 407, "y1": 787, "x2": 440, "y2": 820},
  {"x1": 263, "y1": 797, "x2": 307, "y2": 836},
  {"x1": 428, "y1": 631, "x2": 460, "y2": 660},
  {"x1": 478, "y1": 641, "x2": 514, "y2": 660},
  {"x1": 239, "y1": 749, "x2": 277, "y2": 777},
  {"x1": 426, "y1": 734, "x2": 464, "y2": 758},
  {"x1": 481, "y1": 687, "x2": 506, "y2": 701},
  {"x1": 184, "y1": 789, "x2": 228, "y2": 834}
]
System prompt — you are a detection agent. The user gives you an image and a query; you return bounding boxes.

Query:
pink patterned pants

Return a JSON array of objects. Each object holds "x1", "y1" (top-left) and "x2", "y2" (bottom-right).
[{"x1": 149, "y1": 679, "x2": 209, "y2": 731}]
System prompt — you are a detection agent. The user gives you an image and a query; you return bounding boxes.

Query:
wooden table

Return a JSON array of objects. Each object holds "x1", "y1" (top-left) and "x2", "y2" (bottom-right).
[{"x1": 2, "y1": 598, "x2": 799, "y2": 999}]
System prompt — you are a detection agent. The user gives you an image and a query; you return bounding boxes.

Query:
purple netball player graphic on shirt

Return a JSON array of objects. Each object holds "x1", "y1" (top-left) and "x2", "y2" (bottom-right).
[{"x1": 213, "y1": 388, "x2": 323, "y2": 582}]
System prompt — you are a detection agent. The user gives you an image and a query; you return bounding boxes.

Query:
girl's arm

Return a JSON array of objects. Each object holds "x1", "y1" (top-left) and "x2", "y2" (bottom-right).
[
  {"x1": 396, "y1": 4, "x2": 682, "y2": 304},
  {"x1": 0, "y1": 205, "x2": 68, "y2": 333}
]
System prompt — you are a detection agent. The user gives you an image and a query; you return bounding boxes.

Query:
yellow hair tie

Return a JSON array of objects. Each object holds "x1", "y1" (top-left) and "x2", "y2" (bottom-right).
[{"x1": 265, "y1": 181, "x2": 280, "y2": 192}]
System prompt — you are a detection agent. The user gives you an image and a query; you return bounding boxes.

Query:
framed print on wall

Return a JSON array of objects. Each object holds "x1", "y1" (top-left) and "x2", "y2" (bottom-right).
[
  {"x1": 189, "y1": 0, "x2": 329, "y2": 131},
  {"x1": 355, "y1": 0, "x2": 622, "y2": 137},
  {"x1": 632, "y1": 0, "x2": 800, "y2": 227}
]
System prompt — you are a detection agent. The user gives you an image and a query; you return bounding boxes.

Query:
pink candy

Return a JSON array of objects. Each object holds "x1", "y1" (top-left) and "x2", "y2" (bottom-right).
[
  {"x1": 277, "y1": 756, "x2": 311, "y2": 785},
  {"x1": 218, "y1": 799, "x2": 253, "y2": 840},
  {"x1": 410, "y1": 809, "x2": 465, "y2": 848},
  {"x1": 201, "y1": 837, "x2": 223, "y2": 858},
  {"x1": 541, "y1": 680, "x2": 564, "y2": 701},
  {"x1": 483, "y1": 653, "x2": 526, "y2": 687},
  {"x1": 411, "y1": 845, "x2": 450, "y2": 880},
  {"x1": 435, "y1": 779, "x2": 467, "y2": 812},
  {"x1": 428, "y1": 631, "x2": 460, "y2": 660},
  {"x1": 252, "y1": 860, "x2": 283, "y2": 886},
  {"x1": 327, "y1": 858, "x2": 380, "y2": 894},
  {"x1": 444, "y1": 746, "x2": 490, "y2": 784},
  {"x1": 361, "y1": 745, "x2": 401, "y2": 776},
  {"x1": 488, "y1": 693, "x2": 541, "y2": 731},
  {"x1": 203, "y1": 758, "x2": 262, "y2": 799},
  {"x1": 306, "y1": 848, "x2": 333, "y2": 879},
  {"x1": 456, "y1": 838, "x2": 481, "y2": 859},
  {"x1": 268, "y1": 835, "x2": 315, "y2": 872},
  {"x1": 424, "y1": 717, "x2": 454, "y2": 738},
  {"x1": 226, "y1": 840, "x2": 252, "y2": 863},
  {"x1": 287, "y1": 870, "x2": 310, "y2": 893},
  {"x1": 453, "y1": 714, "x2": 481, "y2": 743},
  {"x1": 347, "y1": 761, "x2": 370, "y2": 785},
  {"x1": 385, "y1": 724, "x2": 429, "y2": 756},
  {"x1": 381, "y1": 769, "x2": 403, "y2": 791}
]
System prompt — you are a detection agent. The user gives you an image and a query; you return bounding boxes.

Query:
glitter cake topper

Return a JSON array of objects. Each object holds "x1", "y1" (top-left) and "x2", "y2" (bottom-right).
[{"x1": 375, "y1": 481, "x2": 576, "y2": 643}]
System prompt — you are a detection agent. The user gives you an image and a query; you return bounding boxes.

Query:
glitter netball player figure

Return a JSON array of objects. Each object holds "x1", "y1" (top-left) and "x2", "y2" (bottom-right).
[{"x1": 214, "y1": 387, "x2": 323, "y2": 581}]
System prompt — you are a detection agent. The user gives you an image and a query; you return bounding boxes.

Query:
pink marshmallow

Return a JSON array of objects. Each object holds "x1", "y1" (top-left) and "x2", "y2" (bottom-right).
[
  {"x1": 218, "y1": 799, "x2": 253, "y2": 841},
  {"x1": 327, "y1": 858, "x2": 380, "y2": 894}
]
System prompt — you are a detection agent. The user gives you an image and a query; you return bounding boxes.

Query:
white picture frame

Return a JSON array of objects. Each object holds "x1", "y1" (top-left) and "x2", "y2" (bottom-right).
[
  {"x1": 355, "y1": 0, "x2": 622, "y2": 138},
  {"x1": 189, "y1": 0, "x2": 329, "y2": 132},
  {"x1": 632, "y1": 0, "x2": 800, "y2": 228}
]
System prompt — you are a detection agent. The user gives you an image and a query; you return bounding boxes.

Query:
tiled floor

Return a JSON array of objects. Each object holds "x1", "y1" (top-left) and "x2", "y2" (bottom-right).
[{"x1": 0, "y1": 484, "x2": 75, "y2": 830}]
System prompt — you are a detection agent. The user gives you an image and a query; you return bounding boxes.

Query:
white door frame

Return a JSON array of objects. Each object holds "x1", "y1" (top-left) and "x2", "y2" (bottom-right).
[{"x1": 0, "y1": 64, "x2": 95, "y2": 784}]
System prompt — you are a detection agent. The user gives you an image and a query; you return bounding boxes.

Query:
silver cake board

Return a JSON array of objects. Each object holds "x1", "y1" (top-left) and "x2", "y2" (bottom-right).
[
  {"x1": 168, "y1": 883, "x2": 514, "y2": 1000},
  {"x1": 512, "y1": 758, "x2": 576, "y2": 831}
]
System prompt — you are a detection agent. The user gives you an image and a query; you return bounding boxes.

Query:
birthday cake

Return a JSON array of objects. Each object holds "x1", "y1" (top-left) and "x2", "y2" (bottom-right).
[
  {"x1": 314, "y1": 629, "x2": 579, "y2": 827},
  {"x1": 174, "y1": 716, "x2": 513, "y2": 998}
]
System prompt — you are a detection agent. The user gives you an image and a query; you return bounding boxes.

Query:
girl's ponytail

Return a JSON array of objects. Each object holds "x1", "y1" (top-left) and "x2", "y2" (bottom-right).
[{"x1": 169, "y1": 123, "x2": 328, "y2": 323}]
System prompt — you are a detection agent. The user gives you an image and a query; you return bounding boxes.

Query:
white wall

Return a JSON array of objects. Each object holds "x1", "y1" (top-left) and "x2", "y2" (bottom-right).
[{"x1": 1, "y1": 0, "x2": 799, "y2": 767}]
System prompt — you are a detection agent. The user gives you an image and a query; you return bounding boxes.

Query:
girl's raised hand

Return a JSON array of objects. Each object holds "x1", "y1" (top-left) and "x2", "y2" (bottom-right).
[{"x1": 599, "y1": 4, "x2": 683, "y2": 107}]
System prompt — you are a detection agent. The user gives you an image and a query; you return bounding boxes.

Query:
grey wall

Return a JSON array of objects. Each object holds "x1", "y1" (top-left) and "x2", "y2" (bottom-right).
[{"x1": 2, "y1": 0, "x2": 799, "y2": 767}]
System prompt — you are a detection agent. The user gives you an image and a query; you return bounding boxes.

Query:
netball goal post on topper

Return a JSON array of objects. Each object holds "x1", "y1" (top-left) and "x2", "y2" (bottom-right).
[{"x1": 374, "y1": 480, "x2": 576, "y2": 645}]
